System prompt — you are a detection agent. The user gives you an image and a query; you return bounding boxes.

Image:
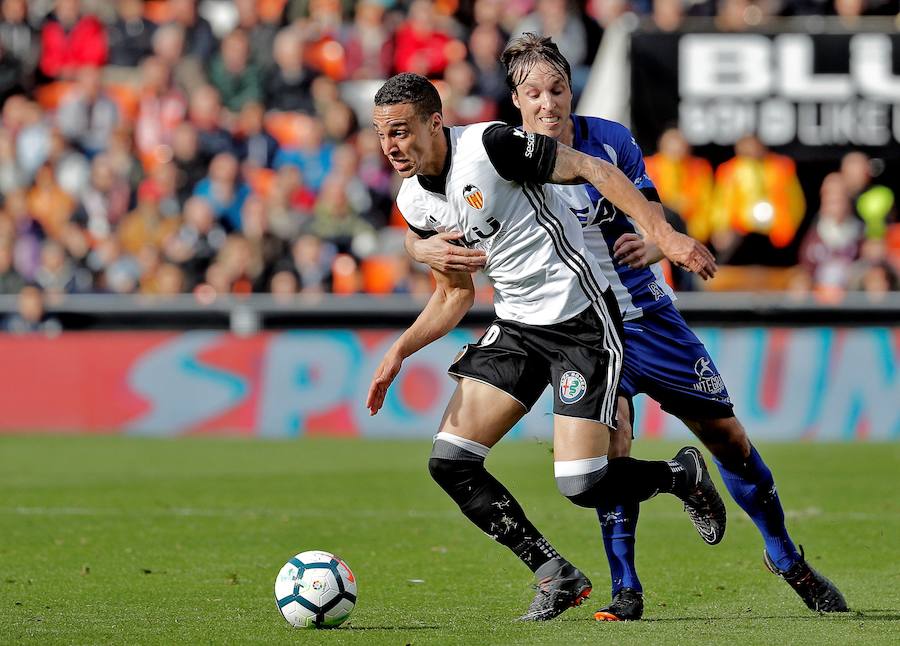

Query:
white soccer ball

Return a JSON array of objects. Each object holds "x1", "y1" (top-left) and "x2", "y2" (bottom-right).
[{"x1": 274, "y1": 550, "x2": 358, "y2": 628}]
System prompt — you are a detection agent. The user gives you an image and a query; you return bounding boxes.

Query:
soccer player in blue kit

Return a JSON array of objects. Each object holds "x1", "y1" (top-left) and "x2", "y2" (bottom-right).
[{"x1": 407, "y1": 34, "x2": 848, "y2": 619}]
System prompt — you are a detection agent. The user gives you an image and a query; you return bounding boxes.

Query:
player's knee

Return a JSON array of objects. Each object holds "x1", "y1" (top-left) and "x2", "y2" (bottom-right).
[
  {"x1": 427, "y1": 456, "x2": 457, "y2": 487},
  {"x1": 555, "y1": 459, "x2": 610, "y2": 509}
]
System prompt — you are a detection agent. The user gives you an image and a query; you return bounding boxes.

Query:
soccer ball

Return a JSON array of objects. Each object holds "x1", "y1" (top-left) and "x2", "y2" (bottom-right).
[{"x1": 274, "y1": 550, "x2": 357, "y2": 628}]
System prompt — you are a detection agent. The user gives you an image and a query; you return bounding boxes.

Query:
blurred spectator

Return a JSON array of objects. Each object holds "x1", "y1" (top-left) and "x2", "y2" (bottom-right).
[
  {"x1": 170, "y1": 122, "x2": 206, "y2": 205},
  {"x1": 306, "y1": 175, "x2": 376, "y2": 256},
  {"x1": 234, "y1": 0, "x2": 279, "y2": 72},
  {"x1": 277, "y1": 233, "x2": 334, "y2": 293},
  {"x1": 34, "y1": 238, "x2": 79, "y2": 293},
  {"x1": 73, "y1": 152, "x2": 130, "y2": 239},
  {"x1": 56, "y1": 66, "x2": 119, "y2": 156},
  {"x1": 467, "y1": 23, "x2": 510, "y2": 116},
  {"x1": 709, "y1": 134, "x2": 806, "y2": 264},
  {"x1": 234, "y1": 101, "x2": 279, "y2": 169},
  {"x1": 264, "y1": 27, "x2": 317, "y2": 114},
  {"x1": 342, "y1": 0, "x2": 393, "y2": 80},
  {"x1": 798, "y1": 173, "x2": 863, "y2": 292},
  {"x1": 91, "y1": 237, "x2": 141, "y2": 293},
  {"x1": 204, "y1": 233, "x2": 258, "y2": 294},
  {"x1": 240, "y1": 194, "x2": 287, "y2": 290},
  {"x1": 163, "y1": 195, "x2": 226, "y2": 287},
  {"x1": 440, "y1": 59, "x2": 496, "y2": 125},
  {"x1": 3, "y1": 283, "x2": 61, "y2": 335},
  {"x1": 0, "y1": 126, "x2": 24, "y2": 192},
  {"x1": 269, "y1": 267, "x2": 299, "y2": 300},
  {"x1": 149, "y1": 261, "x2": 186, "y2": 296},
  {"x1": 0, "y1": 0, "x2": 40, "y2": 82},
  {"x1": 152, "y1": 22, "x2": 205, "y2": 93},
  {"x1": 134, "y1": 55, "x2": 188, "y2": 165},
  {"x1": 645, "y1": 127, "x2": 715, "y2": 243},
  {"x1": 265, "y1": 164, "x2": 315, "y2": 239},
  {"x1": 192, "y1": 151, "x2": 250, "y2": 231},
  {"x1": 5, "y1": 188, "x2": 43, "y2": 279},
  {"x1": 652, "y1": 0, "x2": 686, "y2": 31},
  {"x1": 14, "y1": 99, "x2": 52, "y2": 181},
  {"x1": 168, "y1": 0, "x2": 217, "y2": 62},
  {"x1": 393, "y1": 0, "x2": 460, "y2": 78},
  {"x1": 273, "y1": 116, "x2": 333, "y2": 193},
  {"x1": 186, "y1": 84, "x2": 235, "y2": 164},
  {"x1": 0, "y1": 236, "x2": 24, "y2": 293},
  {"x1": 0, "y1": 38, "x2": 24, "y2": 103},
  {"x1": 106, "y1": 0, "x2": 157, "y2": 68},
  {"x1": 27, "y1": 162, "x2": 76, "y2": 239},
  {"x1": 514, "y1": 1, "x2": 600, "y2": 96},
  {"x1": 840, "y1": 151, "x2": 896, "y2": 241},
  {"x1": 117, "y1": 185, "x2": 179, "y2": 255},
  {"x1": 39, "y1": 0, "x2": 107, "y2": 80},
  {"x1": 208, "y1": 28, "x2": 262, "y2": 114}
]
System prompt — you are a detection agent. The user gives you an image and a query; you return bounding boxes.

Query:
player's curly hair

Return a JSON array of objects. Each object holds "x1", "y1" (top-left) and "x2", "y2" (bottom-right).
[
  {"x1": 501, "y1": 33, "x2": 572, "y2": 92},
  {"x1": 374, "y1": 73, "x2": 443, "y2": 121}
]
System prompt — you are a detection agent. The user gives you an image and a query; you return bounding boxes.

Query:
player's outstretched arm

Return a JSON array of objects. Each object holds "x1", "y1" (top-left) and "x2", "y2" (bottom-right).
[
  {"x1": 551, "y1": 145, "x2": 717, "y2": 280},
  {"x1": 366, "y1": 269, "x2": 475, "y2": 415},
  {"x1": 405, "y1": 229, "x2": 487, "y2": 273}
]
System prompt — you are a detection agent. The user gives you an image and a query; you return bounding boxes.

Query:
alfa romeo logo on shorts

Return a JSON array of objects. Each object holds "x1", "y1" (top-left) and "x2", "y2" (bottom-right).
[{"x1": 559, "y1": 370, "x2": 587, "y2": 404}]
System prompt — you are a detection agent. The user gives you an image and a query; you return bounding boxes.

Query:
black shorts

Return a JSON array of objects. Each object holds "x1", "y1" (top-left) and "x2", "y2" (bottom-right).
[{"x1": 448, "y1": 290, "x2": 624, "y2": 428}]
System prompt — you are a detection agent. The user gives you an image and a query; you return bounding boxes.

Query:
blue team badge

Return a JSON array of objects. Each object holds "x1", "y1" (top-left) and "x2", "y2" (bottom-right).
[{"x1": 559, "y1": 371, "x2": 587, "y2": 404}]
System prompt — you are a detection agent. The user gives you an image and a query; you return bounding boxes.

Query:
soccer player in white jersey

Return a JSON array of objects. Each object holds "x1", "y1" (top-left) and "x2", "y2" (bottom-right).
[
  {"x1": 408, "y1": 36, "x2": 849, "y2": 619},
  {"x1": 367, "y1": 72, "x2": 725, "y2": 621}
]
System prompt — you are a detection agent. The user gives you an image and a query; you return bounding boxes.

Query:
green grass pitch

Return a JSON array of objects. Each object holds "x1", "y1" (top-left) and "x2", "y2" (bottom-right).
[{"x1": 1, "y1": 435, "x2": 898, "y2": 645}]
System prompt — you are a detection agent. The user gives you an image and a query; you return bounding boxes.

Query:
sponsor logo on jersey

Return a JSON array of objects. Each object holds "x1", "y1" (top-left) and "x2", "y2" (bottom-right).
[
  {"x1": 648, "y1": 282, "x2": 667, "y2": 301},
  {"x1": 524, "y1": 132, "x2": 536, "y2": 158},
  {"x1": 463, "y1": 184, "x2": 484, "y2": 210},
  {"x1": 559, "y1": 370, "x2": 587, "y2": 404},
  {"x1": 692, "y1": 357, "x2": 726, "y2": 395}
]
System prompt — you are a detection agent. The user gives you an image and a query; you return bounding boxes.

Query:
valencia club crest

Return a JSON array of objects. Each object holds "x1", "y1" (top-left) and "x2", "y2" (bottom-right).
[{"x1": 463, "y1": 184, "x2": 484, "y2": 210}]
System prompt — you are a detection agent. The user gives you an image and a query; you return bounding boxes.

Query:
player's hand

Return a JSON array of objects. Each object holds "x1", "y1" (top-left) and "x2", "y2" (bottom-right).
[
  {"x1": 411, "y1": 231, "x2": 486, "y2": 273},
  {"x1": 613, "y1": 233, "x2": 664, "y2": 269},
  {"x1": 657, "y1": 231, "x2": 717, "y2": 280},
  {"x1": 366, "y1": 350, "x2": 403, "y2": 416}
]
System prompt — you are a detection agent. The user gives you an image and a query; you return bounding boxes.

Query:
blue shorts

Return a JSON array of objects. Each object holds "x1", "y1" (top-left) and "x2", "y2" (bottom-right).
[{"x1": 619, "y1": 305, "x2": 734, "y2": 421}]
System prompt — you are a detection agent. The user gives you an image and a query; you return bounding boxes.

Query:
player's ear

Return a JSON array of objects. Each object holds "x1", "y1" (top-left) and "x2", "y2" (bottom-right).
[{"x1": 511, "y1": 91, "x2": 520, "y2": 110}]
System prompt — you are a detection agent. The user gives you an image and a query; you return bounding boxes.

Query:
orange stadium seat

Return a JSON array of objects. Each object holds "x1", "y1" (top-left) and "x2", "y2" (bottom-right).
[
  {"x1": 35, "y1": 81, "x2": 75, "y2": 110},
  {"x1": 245, "y1": 167, "x2": 277, "y2": 198},
  {"x1": 361, "y1": 256, "x2": 398, "y2": 294}
]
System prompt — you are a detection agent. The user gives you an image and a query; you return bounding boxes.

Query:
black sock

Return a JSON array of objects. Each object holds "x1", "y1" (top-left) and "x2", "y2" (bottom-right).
[
  {"x1": 430, "y1": 456, "x2": 559, "y2": 572},
  {"x1": 606, "y1": 457, "x2": 681, "y2": 502}
]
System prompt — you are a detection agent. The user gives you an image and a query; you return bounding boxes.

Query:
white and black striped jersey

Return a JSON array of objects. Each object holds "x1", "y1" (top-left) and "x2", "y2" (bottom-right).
[{"x1": 397, "y1": 122, "x2": 612, "y2": 326}]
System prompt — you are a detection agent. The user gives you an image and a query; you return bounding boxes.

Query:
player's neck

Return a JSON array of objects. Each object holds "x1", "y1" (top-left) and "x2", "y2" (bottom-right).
[{"x1": 420, "y1": 127, "x2": 449, "y2": 177}]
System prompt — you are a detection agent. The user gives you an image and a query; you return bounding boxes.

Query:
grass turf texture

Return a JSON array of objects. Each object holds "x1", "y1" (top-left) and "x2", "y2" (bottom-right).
[{"x1": 1, "y1": 436, "x2": 898, "y2": 645}]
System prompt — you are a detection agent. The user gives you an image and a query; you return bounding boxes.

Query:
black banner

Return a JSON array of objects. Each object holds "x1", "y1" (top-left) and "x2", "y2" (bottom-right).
[{"x1": 630, "y1": 29, "x2": 900, "y2": 164}]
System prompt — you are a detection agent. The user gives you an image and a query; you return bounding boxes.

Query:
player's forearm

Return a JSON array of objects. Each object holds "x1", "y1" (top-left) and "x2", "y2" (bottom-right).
[
  {"x1": 551, "y1": 145, "x2": 675, "y2": 243},
  {"x1": 404, "y1": 229, "x2": 425, "y2": 263},
  {"x1": 391, "y1": 283, "x2": 474, "y2": 360}
]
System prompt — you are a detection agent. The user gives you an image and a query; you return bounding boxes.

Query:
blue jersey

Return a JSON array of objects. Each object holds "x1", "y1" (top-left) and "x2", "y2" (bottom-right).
[{"x1": 568, "y1": 114, "x2": 675, "y2": 321}]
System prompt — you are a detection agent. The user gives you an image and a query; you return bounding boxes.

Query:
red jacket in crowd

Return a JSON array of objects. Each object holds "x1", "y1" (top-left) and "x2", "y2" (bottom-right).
[{"x1": 39, "y1": 15, "x2": 108, "y2": 79}]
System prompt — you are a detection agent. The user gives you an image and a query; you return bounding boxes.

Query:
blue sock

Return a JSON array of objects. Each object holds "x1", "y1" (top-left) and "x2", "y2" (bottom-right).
[
  {"x1": 598, "y1": 501, "x2": 642, "y2": 595},
  {"x1": 714, "y1": 445, "x2": 800, "y2": 571}
]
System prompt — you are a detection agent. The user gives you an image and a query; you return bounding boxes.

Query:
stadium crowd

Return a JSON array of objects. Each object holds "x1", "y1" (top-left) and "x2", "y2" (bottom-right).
[{"x1": 0, "y1": 0, "x2": 896, "y2": 314}]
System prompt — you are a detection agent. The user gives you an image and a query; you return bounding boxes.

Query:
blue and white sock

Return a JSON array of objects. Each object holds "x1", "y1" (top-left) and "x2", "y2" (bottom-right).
[
  {"x1": 714, "y1": 445, "x2": 800, "y2": 571},
  {"x1": 598, "y1": 501, "x2": 642, "y2": 595}
]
